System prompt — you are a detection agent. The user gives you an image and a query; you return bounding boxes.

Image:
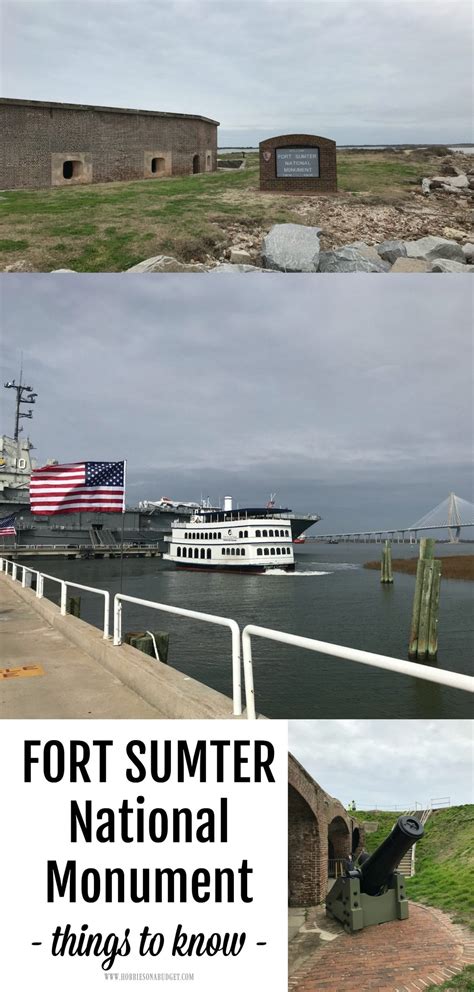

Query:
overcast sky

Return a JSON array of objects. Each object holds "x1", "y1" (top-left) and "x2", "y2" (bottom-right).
[
  {"x1": 289, "y1": 720, "x2": 473, "y2": 808},
  {"x1": 1, "y1": 275, "x2": 472, "y2": 532},
  {"x1": 3, "y1": 0, "x2": 472, "y2": 145}
]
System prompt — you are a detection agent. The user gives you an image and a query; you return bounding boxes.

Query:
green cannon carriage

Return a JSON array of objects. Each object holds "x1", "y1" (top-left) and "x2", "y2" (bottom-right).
[{"x1": 326, "y1": 815, "x2": 424, "y2": 933}]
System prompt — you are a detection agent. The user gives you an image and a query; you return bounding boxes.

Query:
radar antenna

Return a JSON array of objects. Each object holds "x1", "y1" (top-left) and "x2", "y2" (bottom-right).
[{"x1": 4, "y1": 369, "x2": 38, "y2": 441}]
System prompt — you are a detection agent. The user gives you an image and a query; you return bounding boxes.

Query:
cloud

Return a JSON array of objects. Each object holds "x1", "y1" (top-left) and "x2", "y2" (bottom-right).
[
  {"x1": 3, "y1": 0, "x2": 472, "y2": 144},
  {"x1": 1, "y1": 274, "x2": 472, "y2": 529},
  {"x1": 288, "y1": 720, "x2": 474, "y2": 808}
]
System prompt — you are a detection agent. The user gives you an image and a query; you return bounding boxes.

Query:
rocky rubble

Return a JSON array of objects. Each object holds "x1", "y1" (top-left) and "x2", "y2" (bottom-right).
[
  {"x1": 421, "y1": 159, "x2": 474, "y2": 197},
  {"x1": 256, "y1": 225, "x2": 473, "y2": 272}
]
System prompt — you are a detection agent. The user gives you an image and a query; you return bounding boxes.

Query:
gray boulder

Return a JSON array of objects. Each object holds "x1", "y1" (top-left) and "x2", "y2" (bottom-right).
[
  {"x1": 441, "y1": 183, "x2": 466, "y2": 194},
  {"x1": 390, "y1": 258, "x2": 432, "y2": 273},
  {"x1": 462, "y1": 243, "x2": 474, "y2": 262},
  {"x1": 404, "y1": 236, "x2": 465, "y2": 263},
  {"x1": 261, "y1": 223, "x2": 322, "y2": 272},
  {"x1": 431, "y1": 174, "x2": 468, "y2": 189},
  {"x1": 348, "y1": 242, "x2": 390, "y2": 268},
  {"x1": 377, "y1": 239, "x2": 408, "y2": 264},
  {"x1": 431, "y1": 259, "x2": 470, "y2": 272},
  {"x1": 318, "y1": 246, "x2": 388, "y2": 273},
  {"x1": 126, "y1": 255, "x2": 207, "y2": 273},
  {"x1": 421, "y1": 178, "x2": 431, "y2": 195}
]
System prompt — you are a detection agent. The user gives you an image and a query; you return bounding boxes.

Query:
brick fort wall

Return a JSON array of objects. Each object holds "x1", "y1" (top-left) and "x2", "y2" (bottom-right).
[
  {"x1": 0, "y1": 99, "x2": 219, "y2": 190},
  {"x1": 259, "y1": 133, "x2": 337, "y2": 194},
  {"x1": 288, "y1": 754, "x2": 364, "y2": 907}
]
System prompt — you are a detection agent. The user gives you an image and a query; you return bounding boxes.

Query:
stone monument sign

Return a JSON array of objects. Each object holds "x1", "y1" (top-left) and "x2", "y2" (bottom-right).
[{"x1": 259, "y1": 133, "x2": 337, "y2": 193}]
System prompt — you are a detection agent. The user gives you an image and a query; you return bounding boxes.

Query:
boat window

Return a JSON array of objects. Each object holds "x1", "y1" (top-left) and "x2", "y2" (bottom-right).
[
  {"x1": 276, "y1": 548, "x2": 281, "y2": 555},
  {"x1": 221, "y1": 548, "x2": 225, "y2": 555},
  {"x1": 288, "y1": 547, "x2": 292, "y2": 554},
  {"x1": 244, "y1": 530, "x2": 248, "y2": 538},
  {"x1": 264, "y1": 548, "x2": 269, "y2": 556},
  {"x1": 236, "y1": 548, "x2": 240, "y2": 555},
  {"x1": 207, "y1": 548, "x2": 211, "y2": 559},
  {"x1": 177, "y1": 547, "x2": 181, "y2": 557},
  {"x1": 218, "y1": 532, "x2": 222, "y2": 539},
  {"x1": 241, "y1": 548, "x2": 245, "y2": 556},
  {"x1": 231, "y1": 548, "x2": 236, "y2": 555},
  {"x1": 269, "y1": 529, "x2": 274, "y2": 537},
  {"x1": 200, "y1": 548, "x2": 204, "y2": 559},
  {"x1": 262, "y1": 529, "x2": 268, "y2": 537},
  {"x1": 286, "y1": 530, "x2": 290, "y2": 537},
  {"x1": 239, "y1": 531, "x2": 243, "y2": 538},
  {"x1": 257, "y1": 548, "x2": 262, "y2": 556},
  {"x1": 194, "y1": 548, "x2": 199, "y2": 558},
  {"x1": 256, "y1": 529, "x2": 261, "y2": 537}
]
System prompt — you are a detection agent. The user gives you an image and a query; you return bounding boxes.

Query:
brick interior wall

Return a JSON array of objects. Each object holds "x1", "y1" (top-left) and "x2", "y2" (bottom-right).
[
  {"x1": 288, "y1": 754, "x2": 362, "y2": 907},
  {"x1": 0, "y1": 101, "x2": 218, "y2": 190},
  {"x1": 288, "y1": 785, "x2": 321, "y2": 906},
  {"x1": 259, "y1": 133, "x2": 337, "y2": 194}
]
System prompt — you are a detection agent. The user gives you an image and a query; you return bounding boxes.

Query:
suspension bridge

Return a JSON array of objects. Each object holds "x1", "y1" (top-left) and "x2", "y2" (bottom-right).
[{"x1": 311, "y1": 493, "x2": 474, "y2": 544}]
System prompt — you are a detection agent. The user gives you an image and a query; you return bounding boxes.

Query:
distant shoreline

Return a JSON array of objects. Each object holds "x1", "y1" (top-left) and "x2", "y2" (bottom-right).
[
  {"x1": 364, "y1": 555, "x2": 474, "y2": 581},
  {"x1": 219, "y1": 143, "x2": 474, "y2": 151}
]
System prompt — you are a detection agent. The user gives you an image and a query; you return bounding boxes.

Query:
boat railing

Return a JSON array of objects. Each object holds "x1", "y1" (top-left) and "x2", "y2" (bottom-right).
[{"x1": 2, "y1": 557, "x2": 473, "y2": 719}]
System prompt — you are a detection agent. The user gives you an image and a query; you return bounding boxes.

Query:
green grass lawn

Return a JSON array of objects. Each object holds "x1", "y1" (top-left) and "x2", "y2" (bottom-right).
[
  {"x1": 0, "y1": 149, "x2": 442, "y2": 271},
  {"x1": 357, "y1": 806, "x2": 474, "y2": 929}
]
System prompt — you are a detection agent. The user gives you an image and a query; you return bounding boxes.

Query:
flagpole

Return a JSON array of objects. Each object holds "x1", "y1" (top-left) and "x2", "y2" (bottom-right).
[{"x1": 119, "y1": 459, "x2": 127, "y2": 593}]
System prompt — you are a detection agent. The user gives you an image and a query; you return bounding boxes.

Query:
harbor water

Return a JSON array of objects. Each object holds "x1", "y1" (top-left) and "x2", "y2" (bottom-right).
[{"x1": 21, "y1": 543, "x2": 473, "y2": 719}]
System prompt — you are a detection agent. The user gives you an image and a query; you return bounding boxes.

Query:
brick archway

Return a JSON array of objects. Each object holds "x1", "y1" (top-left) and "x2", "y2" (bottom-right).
[{"x1": 328, "y1": 814, "x2": 351, "y2": 877}]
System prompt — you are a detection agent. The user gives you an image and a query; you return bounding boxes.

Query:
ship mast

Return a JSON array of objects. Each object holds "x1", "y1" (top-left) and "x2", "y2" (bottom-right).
[{"x1": 4, "y1": 372, "x2": 38, "y2": 441}]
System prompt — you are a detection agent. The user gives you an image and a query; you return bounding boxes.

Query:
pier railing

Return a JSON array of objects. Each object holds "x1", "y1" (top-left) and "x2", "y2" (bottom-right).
[
  {"x1": 113, "y1": 593, "x2": 243, "y2": 716},
  {"x1": 1, "y1": 557, "x2": 110, "y2": 639},
  {"x1": 2, "y1": 557, "x2": 473, "y2": 719},
  {"x1": 240, "y1": 624, "x2": 474, "y2": 718}
]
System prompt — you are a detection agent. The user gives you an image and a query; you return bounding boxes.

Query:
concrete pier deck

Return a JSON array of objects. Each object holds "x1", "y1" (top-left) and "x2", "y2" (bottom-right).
[{"x1": 0, "y1": 574, "x2": 238, "y2": 720}]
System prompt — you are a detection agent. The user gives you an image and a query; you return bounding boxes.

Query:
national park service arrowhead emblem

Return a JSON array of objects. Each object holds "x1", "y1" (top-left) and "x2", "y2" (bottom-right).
[{"x1": 263, "y1": 151, "x2": 272, "y2": 162}]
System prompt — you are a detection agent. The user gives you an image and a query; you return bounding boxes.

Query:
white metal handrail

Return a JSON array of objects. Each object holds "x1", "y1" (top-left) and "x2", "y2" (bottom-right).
[
  {"x1": 113, "y1": 593, "x2": 242, "y2": 716},
  {"x1": 0, "y1": 558, "x2": 110, "y2": 639},
  {"x1": 241, "y1": 624, "x2": 474, "y2": 720},
  {"x1": 59, "y1": 580, "x2": 110, "y2": 640}
]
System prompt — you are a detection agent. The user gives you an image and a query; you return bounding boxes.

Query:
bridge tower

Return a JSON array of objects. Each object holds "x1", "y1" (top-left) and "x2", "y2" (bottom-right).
[{"x1": 447, "y1": 492, "x2": 461, "y2": 543}]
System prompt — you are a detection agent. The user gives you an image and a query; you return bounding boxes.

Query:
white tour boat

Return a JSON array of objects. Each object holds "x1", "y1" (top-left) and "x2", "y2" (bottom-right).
[{"x1": 163, "y1": 496, "x2": 295, "y2": 573}]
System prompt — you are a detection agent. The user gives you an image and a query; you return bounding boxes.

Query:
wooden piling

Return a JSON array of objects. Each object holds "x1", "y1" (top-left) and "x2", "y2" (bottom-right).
[
  {"x1": 408, "y1": 559, "x2": 425, "y2": 658},
  {"x1": 427, "y1": 560, "x2": 442, "y2": 660},
  {"x1": 408, "y1": 538, "x2": 441, "y2": 661},
  {"x1": 380, "y1": 540, "x2": 393, "y2": 584},
  {"x1": 67, "y1": 595, "x2": 81, "y2": 618},
  {"x1": 416, "y1": 559, "x2": 434, "y2": 660},
  {"x1": 125, "y1": 630, "x2": 169, "y2": 663}
]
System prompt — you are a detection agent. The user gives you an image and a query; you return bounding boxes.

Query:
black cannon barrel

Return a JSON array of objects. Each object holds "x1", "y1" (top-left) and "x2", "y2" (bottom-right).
[{"x1": 359, "y1": 816, "x2": 424, "y2": 896}]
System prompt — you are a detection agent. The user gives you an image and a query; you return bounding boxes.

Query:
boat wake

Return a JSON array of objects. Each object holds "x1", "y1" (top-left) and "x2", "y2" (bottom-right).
[{"x1": 264, "y1": 568, "x2": 333, "y2": 577}]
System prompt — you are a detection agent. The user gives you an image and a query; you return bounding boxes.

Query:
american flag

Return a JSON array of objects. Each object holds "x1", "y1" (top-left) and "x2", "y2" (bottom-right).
[
  {"x1": 0, "y1": 512, "x2": 17, "y2": 536},
  {"x1": 30, "y1": 461, "x2": 125, "y2": 515}
]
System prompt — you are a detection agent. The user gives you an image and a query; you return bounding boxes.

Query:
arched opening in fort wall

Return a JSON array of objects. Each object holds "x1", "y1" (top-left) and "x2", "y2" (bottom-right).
[
  {"x1": 192, "y1": 154, "x2": 201, "y2": 174},
  {"x1": 327, "y1": 815, "x2": 351, "y2": 878},
  {"x1": 288, "y1": 784, "x2": 321, "y2": 906}
]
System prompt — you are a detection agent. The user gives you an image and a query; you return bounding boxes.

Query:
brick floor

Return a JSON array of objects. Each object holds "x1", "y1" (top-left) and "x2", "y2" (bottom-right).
[{"x1": 289, "y1": 902, "x2": 474, "y2": 992}]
